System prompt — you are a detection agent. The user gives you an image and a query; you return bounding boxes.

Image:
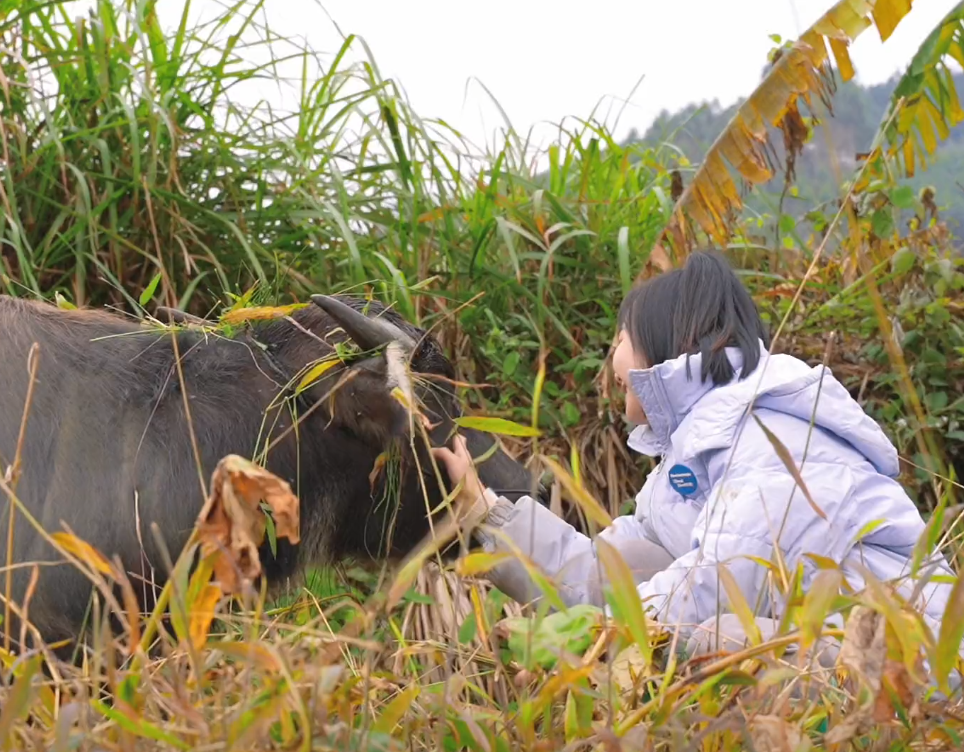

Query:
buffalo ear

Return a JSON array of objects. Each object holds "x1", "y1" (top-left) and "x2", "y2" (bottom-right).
[
  {"x1": 320, "y1": 354, "x2": 414, "y2": 447},
  {"x1": 308, "y1": 295, "x2": 450, "y2": 448}
]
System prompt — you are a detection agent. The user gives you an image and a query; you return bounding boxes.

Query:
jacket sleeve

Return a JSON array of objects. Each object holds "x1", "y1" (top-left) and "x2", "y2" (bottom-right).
[
  {"x1": 635, "y1": 467, "x2": 846, "y2": 638},
  {"x1": 474, "y1": 494, "x2": 673, "y2": 609}
]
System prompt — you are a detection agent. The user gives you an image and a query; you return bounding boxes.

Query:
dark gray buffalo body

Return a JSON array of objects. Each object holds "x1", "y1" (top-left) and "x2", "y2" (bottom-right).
[{"x1": 0, "y1": 293, "x2": 538, "y2": 655}]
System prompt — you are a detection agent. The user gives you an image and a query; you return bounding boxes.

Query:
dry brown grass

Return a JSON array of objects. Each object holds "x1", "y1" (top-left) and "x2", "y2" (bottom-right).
[{"x1": 3, "y1": 551, "x2": 964, "y2": 751}]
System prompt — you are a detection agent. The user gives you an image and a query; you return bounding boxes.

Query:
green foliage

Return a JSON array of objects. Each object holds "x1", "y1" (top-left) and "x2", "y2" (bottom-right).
[
  {"x1": 0, "y1": 0, "x2": 467, "y2": 313},
  {"x1": 868, "y1": 1, "x2": 964, "y2": 180},
  {"x1": 500, "y1": 604, "x2": 602, "y2": 670},
  {"x1": 798, "y1": 241, "x2": 964, "y2": 506}
]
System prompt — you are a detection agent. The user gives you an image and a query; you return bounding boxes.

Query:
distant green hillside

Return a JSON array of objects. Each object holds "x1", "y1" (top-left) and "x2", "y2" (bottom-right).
[{"x1": 630, "y1": 71, "x2": 964, "y2": 244}]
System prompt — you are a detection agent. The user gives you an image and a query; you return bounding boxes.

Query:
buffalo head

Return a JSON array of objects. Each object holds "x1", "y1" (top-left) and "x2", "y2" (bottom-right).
[{"x1": 262, "y1": 293, "x2": 543, "y2": 564}]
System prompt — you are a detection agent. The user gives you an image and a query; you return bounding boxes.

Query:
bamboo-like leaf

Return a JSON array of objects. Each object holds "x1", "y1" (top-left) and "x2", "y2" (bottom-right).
[
  {"x1": 717, "y1": 563, "x2": 763, "y2": 646},
  {"x1": 656, "y1": 0, "x2": 917, "y2": 261},
  {"x1": 138, "y1": 271, "x2": 162, "y2": 307},
  {"x1": 220, "y1": 303, "x2": 308, "y2": 325},
  {"x1": 570, "y1": 442, "x2": 582, "y2": 487},
  {"x1": 804, "y1": 552, "x2": 842, "y2": 571},
  {"x1": 91, "y1": 699, "x2": 191, "y2": 750},
  {"x1": 935, "y1": 569, "x2": 964, "y2": 692},
  {"x1": 188, "y1": 583, "x2": 223, "y2": 651},
  {"x1": 0, "y1": 654, "x2": 41, "y2": 750},
  {"x1": 910, "y1": 503, "x2": 945, "y2": 578},
  {"x1": 226, "y1": 680, "x2": 289, "y2": 749},
  {"x1": 852, "y1": 518, "x2": 887, "y2": 544},
  {"x1": 531, "y1": 664, "x2": 597, "y2": 709},
  {"x1": 563, "y1": 685, "x2": 594, "y2": 743},
  {"x1": 474, "y1": 529, "x2": 570, "y2": 613},
  {"x1": 564, "y1": 690, "x2": 580, "y2": 744},
  {"x1": 857, "y1": 564, "x2": 931, "y2": 678},
  {"x1": 745, "y1": 554, "x2": 778, "y2": 572},
  {"x1": 858, "y1": 3, "x2": 964, "y2": 183},
  {"x1": 54, "y1": 291, "x2": 76, "y2": 310},
  {"x1": 372, "y1": 686, "x2": 419, "y2": 735},
  {"x1": 752, "y1": 414, "x2": 828, "y2": 520},
  {"x1": 456, "y1": 551, "x2": 512, "y2": 576},
  {"x1": 50, "y1": 532, "x2": 114, "y2": 576},
  {"x1": 469, "y1": 585, "x2": 489, "y2": 644},
  {"x1": 454, "y1": 415, "x2": 542, "y2": 437},
  {"x1": 532, "y1": 349, "x2": 547, "y2": 432},
  {"x1": 539, "y1": 455, "x2": 613, "y2": 529},
  {"x1": 387, "y1": 532, "x2": 455, "y2": 613},
  {"x1": 215, "y1": 641, "x2": 282, "y2": 672},
  {"x1": 799, "y1": 569, "x2": 843, "y2": 650},
  {"x1": 295, "y1": 357, "x2": 340, "y2": 394},
  {"x1": 597, "y1": 538, "x2": 652, "y2": 666}
]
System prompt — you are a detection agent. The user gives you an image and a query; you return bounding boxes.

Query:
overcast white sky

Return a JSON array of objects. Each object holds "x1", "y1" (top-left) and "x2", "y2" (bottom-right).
[{"x1": 65, "y1": 0, "x2": 962, "y2": 153}]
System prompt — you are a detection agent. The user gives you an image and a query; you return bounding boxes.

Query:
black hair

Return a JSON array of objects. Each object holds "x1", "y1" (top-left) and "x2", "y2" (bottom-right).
[{"x1": 616, "y1": 250, "x2": 771, "y2": 385}]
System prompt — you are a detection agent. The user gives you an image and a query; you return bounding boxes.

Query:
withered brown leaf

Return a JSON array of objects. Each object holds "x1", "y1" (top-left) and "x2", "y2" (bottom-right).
[
  {"x1": 824, "y1": 604, "x2": 925, "y2": 744},
  {"x1": 747, "y1": 715, "x2": 804, "y2": 752},
  {"x1": 196, "y1": 454, "x2": 301, "y2": 594}
]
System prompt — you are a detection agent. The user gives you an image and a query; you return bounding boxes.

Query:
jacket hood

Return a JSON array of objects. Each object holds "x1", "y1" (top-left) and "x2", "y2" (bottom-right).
[{"x1": 626, "y1": 340, "x2": 900, "y2": 478}]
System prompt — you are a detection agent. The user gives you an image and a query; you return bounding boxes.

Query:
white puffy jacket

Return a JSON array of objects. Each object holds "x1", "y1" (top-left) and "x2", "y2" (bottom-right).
[{"x1": 474, "y1": 342, "x2": 955, "y2": 647}]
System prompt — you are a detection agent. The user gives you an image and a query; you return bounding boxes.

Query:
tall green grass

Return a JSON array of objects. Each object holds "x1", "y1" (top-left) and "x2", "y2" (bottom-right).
[
  {"x1": 1, "y1": 0, "x2": 684, "y2": 512},
  {"x1": 0, "y1": 0, "x2": 460, "y2": 310}
]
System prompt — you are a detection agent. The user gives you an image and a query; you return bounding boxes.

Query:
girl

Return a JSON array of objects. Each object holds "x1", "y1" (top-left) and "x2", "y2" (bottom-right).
[{"x1": 433, "y1": 251, "x2": 955, "y2": 662}]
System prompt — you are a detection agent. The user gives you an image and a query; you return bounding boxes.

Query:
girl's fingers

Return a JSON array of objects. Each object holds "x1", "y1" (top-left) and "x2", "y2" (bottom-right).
[
  {"x1": 431, "y1": 435, "x2": 477, "y2": 485},
  {"x1": 460, "y1": 437, "x2": 478, "y2": 463},
  {"x1": 432, "y1": 446, "x2": 466, "y2": 480},
  {"x1": 430, "y1": 446, "x2": 452, "y2": 460}
]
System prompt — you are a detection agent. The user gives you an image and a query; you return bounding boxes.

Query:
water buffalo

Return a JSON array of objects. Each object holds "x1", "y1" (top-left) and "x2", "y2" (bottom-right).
[{"x1": 0, "y1": 293, "x2": 541, "y2": 656}]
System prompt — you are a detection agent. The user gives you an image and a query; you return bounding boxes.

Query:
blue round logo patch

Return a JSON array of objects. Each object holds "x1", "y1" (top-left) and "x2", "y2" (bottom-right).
[{"x1": 667, "y1": 464, "x2": 698, "y2": 497}]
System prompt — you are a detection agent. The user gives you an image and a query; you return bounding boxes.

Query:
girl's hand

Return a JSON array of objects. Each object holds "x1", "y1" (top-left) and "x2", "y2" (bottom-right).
[{"x1": 431, "y1": 434, "x2": 489, "y2": 513}]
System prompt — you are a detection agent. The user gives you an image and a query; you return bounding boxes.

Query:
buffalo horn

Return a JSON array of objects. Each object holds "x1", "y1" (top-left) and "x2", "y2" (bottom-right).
[{"x1": 310, "y1": 294, "x2": 416, "y2": 351}]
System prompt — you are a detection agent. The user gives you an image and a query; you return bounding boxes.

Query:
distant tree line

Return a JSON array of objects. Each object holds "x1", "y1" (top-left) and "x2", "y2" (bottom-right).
[{"x1": 629, "y1": 71, "x2": 964, "y2": 240}]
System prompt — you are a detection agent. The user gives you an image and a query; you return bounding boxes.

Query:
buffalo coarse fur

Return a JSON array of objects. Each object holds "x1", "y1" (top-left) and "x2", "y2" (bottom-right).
[{"x1": 0, "y1": 293, "x2": 542, "y2": 658}]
